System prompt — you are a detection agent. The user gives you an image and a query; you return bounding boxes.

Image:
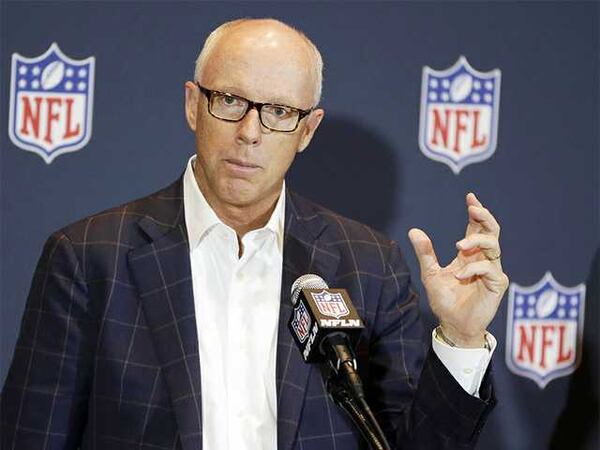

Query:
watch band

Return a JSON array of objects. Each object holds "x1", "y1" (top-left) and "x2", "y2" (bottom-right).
[{"x1": 435, "y1": 326, "x2": 491, "y2": 351}]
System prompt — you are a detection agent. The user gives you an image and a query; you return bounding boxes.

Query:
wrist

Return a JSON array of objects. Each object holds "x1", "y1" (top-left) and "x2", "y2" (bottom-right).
[{"x1": 437, "y1": 325, "x2": 489, "y2": 349}]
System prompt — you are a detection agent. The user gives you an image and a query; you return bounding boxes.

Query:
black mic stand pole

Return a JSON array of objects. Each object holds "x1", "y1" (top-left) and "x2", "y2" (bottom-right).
[{"x1": 322, "y1": 334, "x2": 392, "y2": 450}]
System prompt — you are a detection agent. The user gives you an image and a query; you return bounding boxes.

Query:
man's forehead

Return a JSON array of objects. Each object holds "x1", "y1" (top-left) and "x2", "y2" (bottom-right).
[{"x1": 200, "y1": 20, "x2": 317, "y2": 107}]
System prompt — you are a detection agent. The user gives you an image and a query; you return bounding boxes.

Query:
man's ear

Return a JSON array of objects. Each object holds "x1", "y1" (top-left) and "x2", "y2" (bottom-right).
[
  {"x1": 297, "y1": 108, "x2": 325, "y2": 153},
  {"x1": 184, "y1": 81, "x2": 199, "y2": 131}
]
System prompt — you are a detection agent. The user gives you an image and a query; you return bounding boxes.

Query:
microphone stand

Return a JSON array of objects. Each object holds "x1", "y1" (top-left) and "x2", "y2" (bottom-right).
[{"x1": 322, "y1": 335, "x2": 391, "y2": 450}]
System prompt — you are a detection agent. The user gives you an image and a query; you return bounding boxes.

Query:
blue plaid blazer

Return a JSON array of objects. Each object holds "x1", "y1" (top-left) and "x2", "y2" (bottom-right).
[{"x1": 1, "y1": 176, "x2": 495, "y2": 450}]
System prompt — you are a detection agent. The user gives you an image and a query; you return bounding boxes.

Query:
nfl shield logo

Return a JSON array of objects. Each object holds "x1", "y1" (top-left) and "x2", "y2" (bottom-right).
[
  {"x1": 291, "y1": 301, "x2": 311, "y2": 343},
  {"x1": 311, "y1": 290, "x2": 350, "y2": 319},
  {"x1": 419, "y1": 56, "x2": 501, "y2": 174},
  {"x1": 506, "y1": 272, "x2": 586, "y2": 388},
  {"x1": 9, "y1": 43, "x2": 95, "y2": 164}
]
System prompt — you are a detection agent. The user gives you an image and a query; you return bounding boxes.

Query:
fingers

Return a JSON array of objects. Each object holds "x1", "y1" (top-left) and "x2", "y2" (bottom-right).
[
  {"x1": 456, "y1": 233, "x2": 501, "y2": 261},
  {"x1": 454, "y1": 260, "x2": 510, "y2": 294},
  {"x1": 466, "y1": 192, "x2": 483, "y2": 207},
  {"x1": 466, "y1": 193, "x2": 500, "y2": 237},
  {"x1": 468, "y1": 206, "x2": 500, "y2": 236},
  {"x1": 408, "y1": 228, "x2": 440, "y2": 278}
]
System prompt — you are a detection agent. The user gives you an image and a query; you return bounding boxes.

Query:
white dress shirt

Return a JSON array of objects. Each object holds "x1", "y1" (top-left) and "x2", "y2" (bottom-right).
[
  {"x1": 182, "y1": 155, "x2": 495, "y2": 449},
  {"x1": 432, "y1": 329, "x2": 496, "y2": 397},
  {"x1": 184, "y1": 156, "x2": 284, "y2": 450}
]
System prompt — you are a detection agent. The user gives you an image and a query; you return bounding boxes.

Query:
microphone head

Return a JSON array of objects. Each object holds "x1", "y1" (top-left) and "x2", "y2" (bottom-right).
[{"x1": 291, "y1": 274, "x2": 329, "y2": 305}]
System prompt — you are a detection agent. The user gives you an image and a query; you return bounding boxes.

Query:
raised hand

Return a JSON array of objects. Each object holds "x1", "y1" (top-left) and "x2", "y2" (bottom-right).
[{"x1": 408, "y1": 193, "x2": 509, "y2": 347}]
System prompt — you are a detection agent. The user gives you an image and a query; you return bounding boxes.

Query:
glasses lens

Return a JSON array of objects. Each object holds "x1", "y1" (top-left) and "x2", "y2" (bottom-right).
[
  {"x1": 210, "y1": 92, "x2": 248, "y2": 120},
  {"x1": 261, "y1": 105, "x2": 300, "y2": 132}
]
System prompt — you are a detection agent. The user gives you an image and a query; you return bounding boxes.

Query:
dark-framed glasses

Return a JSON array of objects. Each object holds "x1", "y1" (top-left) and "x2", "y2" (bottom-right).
[{"x1": 196, "y1": 82, "x2": 313, "y2": 132}]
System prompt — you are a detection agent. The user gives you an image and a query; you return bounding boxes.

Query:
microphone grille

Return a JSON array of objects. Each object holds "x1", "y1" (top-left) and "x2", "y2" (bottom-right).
[{"x1": 291, "y1": 274, "x2": 329, "y2": 305}]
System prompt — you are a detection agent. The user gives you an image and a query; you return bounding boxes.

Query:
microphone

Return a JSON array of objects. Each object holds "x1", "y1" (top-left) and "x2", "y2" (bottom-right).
[
  {"x1": 288, "y1": 274, "x2": 364, "y2": 363},
  {"x1": 288, "y1": 274, "x2": 365, "y2": 393},
  {"x1": 288, "y1": 274, "x2": 391, "y2": 450}
]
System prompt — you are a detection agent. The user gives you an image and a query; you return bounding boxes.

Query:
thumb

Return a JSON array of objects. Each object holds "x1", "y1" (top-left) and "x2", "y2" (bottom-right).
[{"x1": 408, "y1": 228, "x2": 440, "y2": 278}]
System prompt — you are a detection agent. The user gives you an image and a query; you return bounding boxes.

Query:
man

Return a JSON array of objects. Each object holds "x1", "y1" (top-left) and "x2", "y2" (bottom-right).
[{"x1": 1, "y1": 18, "x2": 508, "y2": 450}]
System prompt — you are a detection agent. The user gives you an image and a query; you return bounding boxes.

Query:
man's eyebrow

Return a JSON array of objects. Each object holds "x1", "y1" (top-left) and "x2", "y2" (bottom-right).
[
  {"x1": 268, "y1": 97, "x2": 302, "y2": 107},
  {"x1": 215, "y1": 86, "x2": 299, "y2": 107},
  {"x1": 215, "y1": 86, "x2": 244, "y2": 95},
  {"x1": 259, "y1": 95, "x2": 307, "y2": 109}
]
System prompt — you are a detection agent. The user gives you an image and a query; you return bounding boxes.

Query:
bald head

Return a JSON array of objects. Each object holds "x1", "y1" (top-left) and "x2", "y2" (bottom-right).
[{"x1": 194, "y1": 18, "x2": 323, "y2": 106}]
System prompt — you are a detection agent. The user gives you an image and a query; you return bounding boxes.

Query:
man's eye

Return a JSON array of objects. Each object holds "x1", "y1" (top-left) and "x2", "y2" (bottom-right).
[
  {"x1": 271, "y1": 106, "x2": 291, "y2": 118},
  {"x1": 222, "y1": 95, "x2": 237, "y2": 106}
]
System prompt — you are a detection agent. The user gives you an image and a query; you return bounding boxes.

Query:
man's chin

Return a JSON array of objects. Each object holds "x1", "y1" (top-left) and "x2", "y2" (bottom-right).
[
  {"x1": 219, "y1": 183, "x2": 281, "y2": 210},
  {"x1": 218, "y1": 184, "x2": 261, "y2": 208}
]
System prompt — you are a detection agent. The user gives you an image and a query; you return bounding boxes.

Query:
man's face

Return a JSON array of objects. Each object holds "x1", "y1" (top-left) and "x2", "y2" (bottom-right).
[{"x1": 184, "y1": 24, "x2": 324, "y2": 212}]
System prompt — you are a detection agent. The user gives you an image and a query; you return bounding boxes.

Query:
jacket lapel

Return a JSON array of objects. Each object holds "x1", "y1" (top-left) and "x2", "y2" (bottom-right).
[
  {"x1": 128, "y1": 179, "x2": 203, "y2": 450},
  {"x1": 277, "y1": 191, "x2": 340, "y2": 450}
]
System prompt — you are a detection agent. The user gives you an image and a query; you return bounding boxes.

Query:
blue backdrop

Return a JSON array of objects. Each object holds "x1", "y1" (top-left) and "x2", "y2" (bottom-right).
[{"x1": 1, "y1": 1, "x2": 598, "y2": 449}]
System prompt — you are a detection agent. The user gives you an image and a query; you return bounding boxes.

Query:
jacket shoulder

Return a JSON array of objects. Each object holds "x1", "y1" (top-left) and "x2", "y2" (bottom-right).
[{"x1": 288, "y1": 190, "x2": 401, "y2": 268}]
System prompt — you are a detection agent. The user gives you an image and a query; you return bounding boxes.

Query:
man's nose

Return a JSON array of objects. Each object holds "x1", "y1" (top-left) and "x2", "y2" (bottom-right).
[{"x1": 235, "y1": 107, "x2": 263, "y2": 146}]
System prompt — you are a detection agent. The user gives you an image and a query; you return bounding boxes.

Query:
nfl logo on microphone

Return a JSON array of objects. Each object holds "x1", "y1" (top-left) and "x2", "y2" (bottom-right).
[
  {"x1": 419, "y1": 56, "x2": 501, "y2": 174},
  {"x1": 311, "y1": 291, "x2": 350, "y2": 319},
  {"x1": 291, "y1": 301, "x2": 311, "y2": 343},
  {"x1": 506, "y1": 272, "x2": 586, "y2": 388},
  {"x1": 9, "y1": 43, "x2": 95, "y2": 164}
]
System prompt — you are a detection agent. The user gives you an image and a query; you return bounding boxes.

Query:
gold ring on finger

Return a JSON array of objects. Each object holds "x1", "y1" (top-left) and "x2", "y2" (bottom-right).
[{"x1": 487, "y1": 250, "x2": 501, "y2": 261}]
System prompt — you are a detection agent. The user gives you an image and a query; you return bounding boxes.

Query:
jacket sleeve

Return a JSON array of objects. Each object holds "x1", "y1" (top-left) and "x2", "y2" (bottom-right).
[
  {"x1": 1, "y1": 232, "x2": 96, "y2": 450},
  {"x1": 364, "y1": 241, "x2": 495, "y2": 449}
]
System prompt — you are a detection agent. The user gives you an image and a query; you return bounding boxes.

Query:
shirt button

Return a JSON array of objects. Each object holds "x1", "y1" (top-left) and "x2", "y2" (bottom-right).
[{"x1": 463, "y1": 368, "x2": 473, "y2": 374}]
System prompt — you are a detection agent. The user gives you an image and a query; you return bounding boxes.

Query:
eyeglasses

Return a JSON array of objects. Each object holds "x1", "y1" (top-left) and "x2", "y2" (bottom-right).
[{"x1": 196, "y1": 82, "x2": 313, "y2": 132}]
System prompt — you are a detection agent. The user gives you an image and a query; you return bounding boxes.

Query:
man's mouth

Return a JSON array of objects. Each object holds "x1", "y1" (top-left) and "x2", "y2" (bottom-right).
[{"x1": 224, "y1": 158, "x2": 261, "y2": 172}]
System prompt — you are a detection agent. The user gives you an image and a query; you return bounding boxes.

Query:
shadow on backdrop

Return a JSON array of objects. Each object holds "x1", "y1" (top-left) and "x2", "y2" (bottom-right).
[
  {"x1": 287, "y1": 115, "x2": 400, "y2": 234},
  {"x1": 550, "y1": 247, "x2": 599, "y2": 449}
]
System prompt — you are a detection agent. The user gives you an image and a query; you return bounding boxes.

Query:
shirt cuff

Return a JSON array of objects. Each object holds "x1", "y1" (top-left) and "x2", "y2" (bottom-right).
[{"x1": 431, "y1": 329, "x2": 497, "y2": 398}]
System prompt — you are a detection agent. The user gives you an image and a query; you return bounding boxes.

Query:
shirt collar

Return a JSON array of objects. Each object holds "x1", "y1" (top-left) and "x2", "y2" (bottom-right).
[{"x1": 183, "y1": 155, "x2": 285, "y2": 251}]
